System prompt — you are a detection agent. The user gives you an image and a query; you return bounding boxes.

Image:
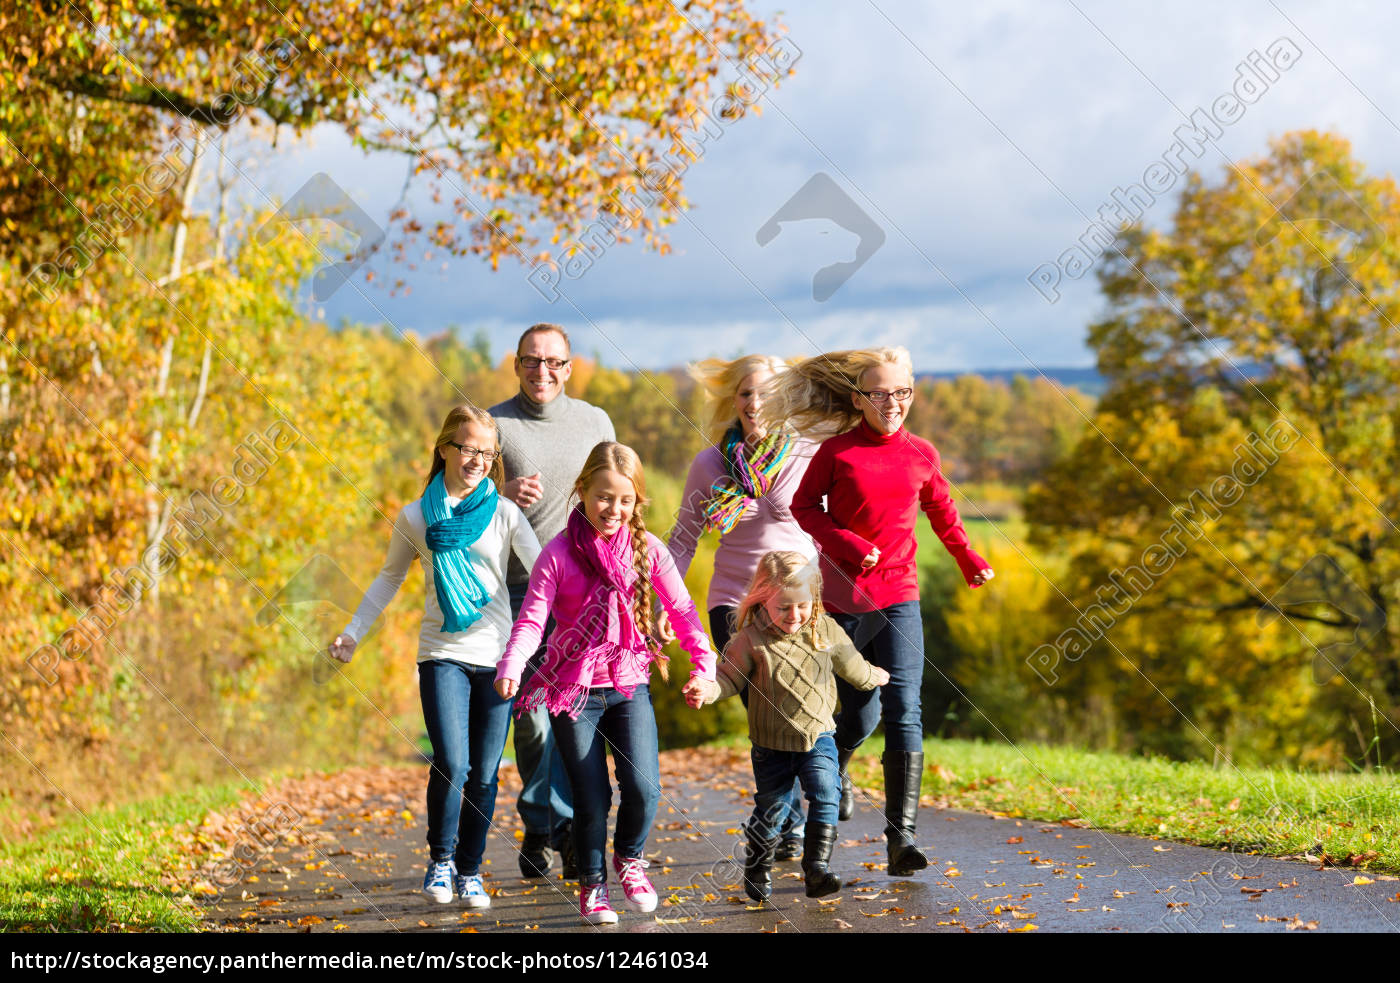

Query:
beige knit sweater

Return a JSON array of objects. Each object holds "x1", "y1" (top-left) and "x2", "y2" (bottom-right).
[{"x1": 715, "y1": 612, "x2": 880, "y2": 752}]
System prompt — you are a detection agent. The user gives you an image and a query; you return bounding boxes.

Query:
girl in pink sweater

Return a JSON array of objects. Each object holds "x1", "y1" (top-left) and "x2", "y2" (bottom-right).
[{"x1": 495, "y1": 442, "x2": 716, "y2": 925}]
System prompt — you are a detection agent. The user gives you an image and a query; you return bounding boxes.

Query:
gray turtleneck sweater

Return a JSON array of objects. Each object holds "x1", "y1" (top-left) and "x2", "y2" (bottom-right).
[{"x1": 490, "y1": 391, "x2": 616, "y2": 585}]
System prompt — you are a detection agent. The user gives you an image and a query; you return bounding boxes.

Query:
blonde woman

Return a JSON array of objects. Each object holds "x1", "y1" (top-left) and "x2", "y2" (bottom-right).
[
  {"x1": 667, "y1": 354, "x2": 818, "y2": 860},
  {"x1": 329, "y1": 404, "x2": 541, "y2": 908},
  {"x1": 773, "y1": 347, "x2": 994, "y2": 877}
]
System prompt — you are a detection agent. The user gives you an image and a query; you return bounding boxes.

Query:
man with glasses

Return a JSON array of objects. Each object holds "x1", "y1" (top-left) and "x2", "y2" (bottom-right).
[{"x1": 490, "y1": 323, "x2": 616, "y2": 882}]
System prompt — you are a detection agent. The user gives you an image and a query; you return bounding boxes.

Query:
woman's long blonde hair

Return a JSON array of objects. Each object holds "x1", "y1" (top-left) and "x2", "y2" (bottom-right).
[
  {"x1": 736, "y1": 550, "x2": 830, "y2": 650},
  {"x1": 760, "y1": 347, "x2": 914, "y2": 438},
  {"x1": 688, "y1": 354, "x2": 789, "y2": 444},
  {"x1": 426, "y1": 403, "x2": 505, "y2": 492},
  {"x1": 573, "y1": 441, "x2": 668, "y2": 681}
]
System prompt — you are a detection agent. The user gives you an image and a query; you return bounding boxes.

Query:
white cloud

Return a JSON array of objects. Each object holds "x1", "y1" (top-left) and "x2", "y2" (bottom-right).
[{"x1": 217, "y1": 0, "x2": 1400, "y2": 370}]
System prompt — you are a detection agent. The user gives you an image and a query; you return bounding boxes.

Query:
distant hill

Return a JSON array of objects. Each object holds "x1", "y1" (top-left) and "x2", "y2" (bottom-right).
[{"x1": 917, "y1": 366, "x2": 1105, "y2": 396}]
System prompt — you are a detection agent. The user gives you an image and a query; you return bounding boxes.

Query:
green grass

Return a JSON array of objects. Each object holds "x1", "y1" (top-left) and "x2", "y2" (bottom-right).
[
  {"x1": 0, "y1": 782, "x2": 247, "y2": 932},
  {"x1": 710, "y1": 733, "x2": 1400, "y2": 872}
]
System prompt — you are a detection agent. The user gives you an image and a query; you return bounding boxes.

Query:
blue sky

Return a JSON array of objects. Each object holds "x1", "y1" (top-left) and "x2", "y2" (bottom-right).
[{"x1": 234, "y1": 0, "x2": 1400, "y2": 373}]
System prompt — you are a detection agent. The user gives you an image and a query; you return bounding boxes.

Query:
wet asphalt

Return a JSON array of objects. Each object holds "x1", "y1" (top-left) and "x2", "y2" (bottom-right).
[{"x1": 202, "y1": 752, "x2": 1400, "y2": 934}]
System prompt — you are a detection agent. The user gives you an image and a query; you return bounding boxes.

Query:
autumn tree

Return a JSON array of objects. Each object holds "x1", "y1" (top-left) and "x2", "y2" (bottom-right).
[
  {"x1": 1, "y1": 1, "x2": 790, "y2": 276},
  {"x1": 1025, "y1": 131, "x2": 1400, "y2": 766}
]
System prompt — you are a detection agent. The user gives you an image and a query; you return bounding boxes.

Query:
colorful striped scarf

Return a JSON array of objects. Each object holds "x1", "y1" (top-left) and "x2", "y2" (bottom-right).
[{"x1": 702, "y1": 425, "x2": 794, "y2": 534}]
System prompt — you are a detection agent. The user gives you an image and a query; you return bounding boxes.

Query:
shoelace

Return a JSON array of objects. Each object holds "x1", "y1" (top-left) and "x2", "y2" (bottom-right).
[
  {"x1": 582, "y1": 883, "x2": 610, "y2": 910},
  {"x1": 427, "y1": 862, "x2": 453, "y2": 886},
  {"x1": 616, "y1": 857, "x2": 652, "y2": 891}
]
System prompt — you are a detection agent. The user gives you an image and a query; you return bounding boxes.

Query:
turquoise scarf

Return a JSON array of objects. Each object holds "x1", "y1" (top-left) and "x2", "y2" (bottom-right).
[{"x1": 421, "y1": 470, "x2": 497, "y2": 633}]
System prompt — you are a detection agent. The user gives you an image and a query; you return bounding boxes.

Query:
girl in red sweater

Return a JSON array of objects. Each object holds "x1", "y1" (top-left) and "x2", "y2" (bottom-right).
[{"x1": 774, "y1": 347, "x2": 994, "y2": 876}]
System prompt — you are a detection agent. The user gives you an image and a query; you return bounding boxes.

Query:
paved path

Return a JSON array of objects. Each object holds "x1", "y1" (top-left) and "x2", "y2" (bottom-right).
[{"x1": 198, "y1": 751, "x2": 1400, "y2": 934}]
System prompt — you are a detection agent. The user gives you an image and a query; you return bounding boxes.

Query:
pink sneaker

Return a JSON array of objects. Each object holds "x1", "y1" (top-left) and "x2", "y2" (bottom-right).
[
  {"x1": 612, "y1": 855, "x2": 659, "y2": 912},
  {"x1": 579, "y1": 882, "x2": 619, "y2": 925}
]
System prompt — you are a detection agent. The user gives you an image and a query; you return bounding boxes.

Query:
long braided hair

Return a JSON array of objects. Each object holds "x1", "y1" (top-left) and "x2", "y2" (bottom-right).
[{"x1": 572, "y1": 441, "x2": 669, "y2": 681}]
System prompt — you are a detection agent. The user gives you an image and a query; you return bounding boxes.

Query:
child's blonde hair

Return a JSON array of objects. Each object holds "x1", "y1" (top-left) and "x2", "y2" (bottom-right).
[
  {"x1": 736, "y1": 550, "x2": 830, "y2": 649},
  {"x1": 573, "y1": 441, "x2": 668, "y2": 681},
  {"x1": 687, "y1": 354, "x2": 789, "y2": 444},
  {"x1": 761, "y1": 347, "x2": 914, "y2": 438}
]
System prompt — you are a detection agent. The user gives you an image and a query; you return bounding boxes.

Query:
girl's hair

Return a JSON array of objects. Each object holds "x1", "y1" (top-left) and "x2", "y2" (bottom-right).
[
  {"x1": 736, "y1": 550, "x2": 829, "y2": 649},
  {"x1": 425, "y1": 404, "x2": 506, "y2": 492},
  {"x1": 687, "y1": 354, "x2": 789, "y2": 444},
  {"x1": 573, "y1": 441, "x2": 668, "y2": 681},
  {"x1": 760, "y1": 347, "x2": 914, "y2": 438}
]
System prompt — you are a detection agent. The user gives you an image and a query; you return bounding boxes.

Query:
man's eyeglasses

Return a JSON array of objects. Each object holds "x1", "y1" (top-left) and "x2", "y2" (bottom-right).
[
  {"x1": 446, "y1": 442, "x2": 497, "y2": 463},
  {"x1": 518, "y1": 355, "x2": 570, "y2": 370},
  {"x1": 858, "y1": 388, "x2": 914, "y2": 404}
]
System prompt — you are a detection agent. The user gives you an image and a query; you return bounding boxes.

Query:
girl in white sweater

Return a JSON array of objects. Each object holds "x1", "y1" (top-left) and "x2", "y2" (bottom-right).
[{"x1": 329, "y1": 404, "x2": 541, "y2": 908}]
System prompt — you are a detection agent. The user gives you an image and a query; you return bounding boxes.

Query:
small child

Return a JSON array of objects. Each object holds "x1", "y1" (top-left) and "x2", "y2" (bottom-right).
[{"x1": 693, "y1": 550, "x2": 889, "y2": 902}]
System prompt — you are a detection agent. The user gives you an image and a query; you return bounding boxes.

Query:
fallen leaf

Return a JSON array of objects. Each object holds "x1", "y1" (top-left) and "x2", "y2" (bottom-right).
[{"x1": 1008, "y1": 923, "x2": 1038, "y2": 933}]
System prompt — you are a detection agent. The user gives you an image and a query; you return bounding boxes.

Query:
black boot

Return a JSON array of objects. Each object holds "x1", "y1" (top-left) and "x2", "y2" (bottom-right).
[
  {"x1": 518, "y1": 831, "x2": 552, "y2": 879},
  {"x1": 802, "y1": 822, "x2": 842, "y2": 898},
  {"x1": 744, "y1": 829, "x2": 779, "y2": 903},
  {"x1": 555, "y1": 822, "x2": 578, "y2": 881},
  {"x1": 836, "y1": 745, "x2": 857, "y2": 822},
  {"x1": 883, "y1": 751, "x2": 929, "y2": 877},
  {"x1": 775, "y1": 831, "x2": 803, "y2": 861}
]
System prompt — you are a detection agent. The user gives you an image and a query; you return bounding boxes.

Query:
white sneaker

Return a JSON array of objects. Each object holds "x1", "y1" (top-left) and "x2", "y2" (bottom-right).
[
  {"x1": 455, "y1": 873, "x2": 491, "y2": 909},
  {"x1": 422, "y1": 860, "x2": 456, "y2": 904}
]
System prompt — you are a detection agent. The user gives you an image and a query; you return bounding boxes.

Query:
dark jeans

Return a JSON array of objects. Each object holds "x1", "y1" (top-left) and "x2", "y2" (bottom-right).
[
  {"x1": 509, "y1": 581, "x2": 574, "y2": 841},
  {"x1": 831, "y1": 600, "x2": 924, "y2": 753},
  {"x1": 419, "y1": 659, "x2": 514, "y2": 875},
  {"x1": 710, "y1": 604, "x2": 804, "y2": 840},
  {"x1": 749, "y1": 733, "x2": 839, "y2": 838},
  {"x1": 549, "y1": 685, "x2": 661, "y2": 885}
]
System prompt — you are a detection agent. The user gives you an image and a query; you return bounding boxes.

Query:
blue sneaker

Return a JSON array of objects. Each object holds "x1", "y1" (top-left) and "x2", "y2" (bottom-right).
[
  {"x1": 422, "y1": 860, "x2": 456, "y2": 903},
  {"x1": 455, "y1": 873, "x2": 491, "y2": 909}
]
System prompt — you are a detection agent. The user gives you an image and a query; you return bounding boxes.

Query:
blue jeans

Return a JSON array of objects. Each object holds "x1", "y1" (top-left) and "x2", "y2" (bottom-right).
[
  {"x1": 831, "y1": 600, "x2": 924, "y2": 753},
  {"x1": 749, "y1": 733, "x2": 839, "y2": 838},
  {"x1": 711, "y1": 605, "x2": 804, "y2": 840},
  {"x1": 549, "y1": 685, "x2": 661, "y2": 885},
  {"x1": 509, "y1": 582, "x2": 574, "y2": 841},
  {"x1": 418, "y1": 659, "x2": 514, "y2": 875}
]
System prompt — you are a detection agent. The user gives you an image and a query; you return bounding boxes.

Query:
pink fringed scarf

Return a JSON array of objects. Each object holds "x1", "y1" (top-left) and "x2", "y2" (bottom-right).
[{"x1": 515, "y1": 506, "x2": 660, "y2": 719}]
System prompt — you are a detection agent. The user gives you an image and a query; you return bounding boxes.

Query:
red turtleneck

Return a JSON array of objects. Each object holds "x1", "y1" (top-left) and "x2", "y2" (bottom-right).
[{"x1": 792, "y1": 420, "x2": 988, "y2": 614}]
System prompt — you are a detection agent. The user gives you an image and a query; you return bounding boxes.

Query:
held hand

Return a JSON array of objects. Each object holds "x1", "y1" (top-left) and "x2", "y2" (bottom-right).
[
  {"x1": 504, "y1": 473, "x2": 545, "y2": 508},
  {"x1": 328, "y1": 633, "x2": 357, "y2": 663},
  {"x1": 861, "y1": 546, "x2": 880, "y2": 570},
  {"x1": 870, "y1": 666, "x2": 891, "y2": 687},
  {"x1": 681, "y1": 677, "x2": 716, "y2": 709},
  {"x1": 970, "y1": 568, "x2": 995, "y2": 587},
  {"x1": 495, "y1": 677, "x2": 519, "y2": 700}
]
